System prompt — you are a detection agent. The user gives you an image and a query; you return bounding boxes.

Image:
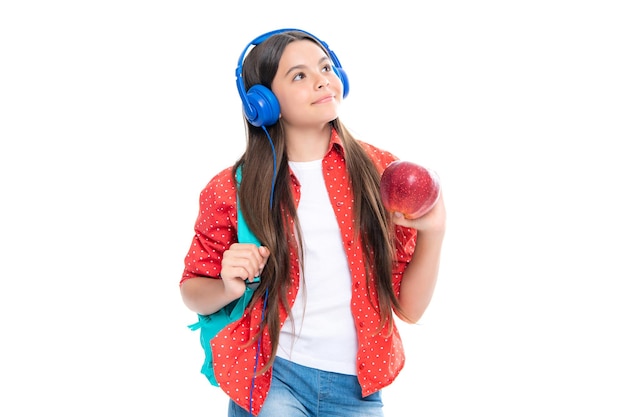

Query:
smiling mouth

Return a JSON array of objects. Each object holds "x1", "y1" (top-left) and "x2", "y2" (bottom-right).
[{"x1": 313, "y1": 95, "x2": 335, "y2": 104}]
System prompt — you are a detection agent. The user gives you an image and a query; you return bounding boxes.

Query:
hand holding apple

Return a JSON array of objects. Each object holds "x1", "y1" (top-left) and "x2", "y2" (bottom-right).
[{"x1": 380, "y1": 160, "x2": 441, "y2": 219}]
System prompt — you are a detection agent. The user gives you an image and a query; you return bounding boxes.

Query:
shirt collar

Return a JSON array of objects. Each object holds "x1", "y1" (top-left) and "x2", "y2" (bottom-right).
[
  {"x1": 327, "y1": 127, "x2": 345, "y2": 156},
  {"x1": 289, "y1": 127, "x2": 344, "y2": 186}
]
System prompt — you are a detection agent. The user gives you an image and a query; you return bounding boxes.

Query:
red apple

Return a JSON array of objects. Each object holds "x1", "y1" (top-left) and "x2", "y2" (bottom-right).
[{"x1": 380, "y1": 160, "x2": 441, "y2": 219}]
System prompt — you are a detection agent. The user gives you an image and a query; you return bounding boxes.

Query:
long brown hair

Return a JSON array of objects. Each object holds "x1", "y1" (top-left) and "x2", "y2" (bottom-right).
[{"x1": 233, "y1": 30, "x2": 404, "y2": 374}]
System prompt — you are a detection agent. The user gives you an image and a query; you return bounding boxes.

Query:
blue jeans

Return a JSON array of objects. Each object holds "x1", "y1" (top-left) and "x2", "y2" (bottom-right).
[{"x1": 228, "y1": 356, "x2": 384, "y2": 417}]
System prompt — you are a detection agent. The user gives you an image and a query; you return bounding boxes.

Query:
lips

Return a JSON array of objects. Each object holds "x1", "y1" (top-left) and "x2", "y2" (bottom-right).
[{"x1": 313, "y1": 95, "x2": 335, "y2": 104}]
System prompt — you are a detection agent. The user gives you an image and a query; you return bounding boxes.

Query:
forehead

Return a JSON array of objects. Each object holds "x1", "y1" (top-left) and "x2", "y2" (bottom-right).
[{"x1": 278, "y1": 39, "x2": 328, "y2": 66}]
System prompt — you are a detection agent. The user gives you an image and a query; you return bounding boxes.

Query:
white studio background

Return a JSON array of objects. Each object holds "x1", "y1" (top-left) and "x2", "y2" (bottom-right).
[{"x1": 1, "y1": 1, "x2": 625, "y2": 416}]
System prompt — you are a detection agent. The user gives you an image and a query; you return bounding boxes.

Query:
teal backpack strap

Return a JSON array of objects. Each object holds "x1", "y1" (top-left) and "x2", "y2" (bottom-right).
[
  {"x1": 236, "y1": 165, "x2": 261, "y2": 285},
  {"x1": 187, "y1": 165, "x2": 261, "y2": 386},
  {"x1": 235, "y1": 166, "x2": 261, "y2": 247}
]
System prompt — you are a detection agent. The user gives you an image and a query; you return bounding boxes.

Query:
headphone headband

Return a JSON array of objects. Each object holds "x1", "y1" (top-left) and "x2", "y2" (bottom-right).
[{"x1": 235, "y1": 28, "x2": 349, "y2": 127}]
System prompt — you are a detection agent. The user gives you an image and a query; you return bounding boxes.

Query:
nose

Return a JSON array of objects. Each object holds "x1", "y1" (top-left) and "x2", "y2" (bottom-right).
[{"x1": 317, "y1": 75, "x2": 330, "y2": 89}]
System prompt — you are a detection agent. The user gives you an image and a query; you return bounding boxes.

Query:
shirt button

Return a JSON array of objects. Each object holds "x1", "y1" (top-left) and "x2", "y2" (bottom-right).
[
  {"x1": 359, "y1": 321, "x2": 365, "y2": 328},
  {"x1": 336, "y1": 201, "x2": 344, "y2": 207},
  {"x1": 359, "y1": 362, "x2": 366, "y2": 370}
]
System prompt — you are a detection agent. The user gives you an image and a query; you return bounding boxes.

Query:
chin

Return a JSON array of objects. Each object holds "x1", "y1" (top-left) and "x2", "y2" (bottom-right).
[{"x1": 321, "y1": 107, "x2": 340, "y2": 122}]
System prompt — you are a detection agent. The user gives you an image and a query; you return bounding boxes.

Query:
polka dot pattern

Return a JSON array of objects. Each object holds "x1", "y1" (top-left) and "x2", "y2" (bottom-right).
[
  {"x1": 181, "y1": 166, "x2": 238, "y2": 283},
  {"x1": 180, "y1": 129, "x2": 418, "y2": 415}
]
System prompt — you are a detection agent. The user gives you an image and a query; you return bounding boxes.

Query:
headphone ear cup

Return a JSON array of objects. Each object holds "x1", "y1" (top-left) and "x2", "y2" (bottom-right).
[
  {"x1": 333, "y1": 67, "x2": 350, "y2": 98},
  {"x1": 245, "y1": 84, "x2": 281, "y2": 127}
]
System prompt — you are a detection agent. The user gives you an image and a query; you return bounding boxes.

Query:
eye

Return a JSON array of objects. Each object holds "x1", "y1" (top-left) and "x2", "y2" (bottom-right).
[
  {"x1": 322, "y1": 64, "x2": 332, "y2": 73},
  {"x1": 293, "y1": 72, "x2": 305, "y2": 81}
]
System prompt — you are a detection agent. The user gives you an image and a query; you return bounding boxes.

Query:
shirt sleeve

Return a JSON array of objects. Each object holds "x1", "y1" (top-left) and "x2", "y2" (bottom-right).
[
  {"x1": 180, "y1": 167, "x2": 238, "y2": 285},
  {"x1": 391, "y1": 226, "x2": 417, "y2": 296}
]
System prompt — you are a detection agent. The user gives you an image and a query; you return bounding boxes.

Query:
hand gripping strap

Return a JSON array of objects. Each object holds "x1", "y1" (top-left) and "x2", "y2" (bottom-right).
[{"x1": 187, "y1": 165, "x2": 260, "y2": 386}]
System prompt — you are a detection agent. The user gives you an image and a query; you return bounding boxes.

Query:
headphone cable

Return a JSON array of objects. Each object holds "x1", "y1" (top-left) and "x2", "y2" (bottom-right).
[
  {"x1": 248, "y1": 126, "x2": 276, "y2": 415},
  {"x1": 262, "y1": 126, "x2": 277, "y2": 209},
  {"x1": 248, "y1": 287, "x2": 269, "y2": 416}
]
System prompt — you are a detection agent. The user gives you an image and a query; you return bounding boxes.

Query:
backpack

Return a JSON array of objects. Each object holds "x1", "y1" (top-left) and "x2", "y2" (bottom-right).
[{"x1": 187, "y1": 166, "x2": 260, "y2": 386}]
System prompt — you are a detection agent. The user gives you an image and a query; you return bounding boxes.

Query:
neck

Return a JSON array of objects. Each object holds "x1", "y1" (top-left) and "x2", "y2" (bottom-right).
[{"x1": 285, "y1": 124, "x2": 332, "y2": 162}]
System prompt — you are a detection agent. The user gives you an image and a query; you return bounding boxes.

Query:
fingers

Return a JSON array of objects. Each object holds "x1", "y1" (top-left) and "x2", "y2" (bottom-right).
[
  {"x1": 221, "y1": 244, "x2": 270, "y2": 282},
  {"x1": 392, "y1": 193, "x2": 446, "y2": 233}
]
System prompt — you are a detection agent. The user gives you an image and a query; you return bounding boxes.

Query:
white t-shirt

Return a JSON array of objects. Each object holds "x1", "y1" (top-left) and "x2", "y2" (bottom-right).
[{"x1": 277, "y1": 159, "x2": 358, "y2": 375}]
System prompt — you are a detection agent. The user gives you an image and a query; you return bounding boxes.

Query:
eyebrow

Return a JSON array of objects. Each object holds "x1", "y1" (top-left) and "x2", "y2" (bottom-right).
[{"x1": 284, "y1": 56, "x2": 330, "y2": 77}]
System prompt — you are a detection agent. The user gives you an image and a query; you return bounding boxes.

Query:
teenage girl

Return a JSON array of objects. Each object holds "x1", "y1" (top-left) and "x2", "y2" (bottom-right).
[{"x1": 180, "y1": 29, "x2": 446, "y2": 417}]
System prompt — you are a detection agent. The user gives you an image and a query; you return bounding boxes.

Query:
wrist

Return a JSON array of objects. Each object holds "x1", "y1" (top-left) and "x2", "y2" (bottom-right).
[{"x1": 220, "y1": 275, "x2": 247, "y2": 302}]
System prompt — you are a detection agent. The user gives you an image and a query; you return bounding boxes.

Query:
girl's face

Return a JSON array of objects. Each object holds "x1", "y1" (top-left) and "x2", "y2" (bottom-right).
[{"x1": 271, "y1": 40, "x2": 343, "y2": 128}]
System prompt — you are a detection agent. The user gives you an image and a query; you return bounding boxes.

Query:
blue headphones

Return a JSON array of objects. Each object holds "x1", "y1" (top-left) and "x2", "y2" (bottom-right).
[{"x1": 235, "y1": 28, "x2": 350, "y2": 127}]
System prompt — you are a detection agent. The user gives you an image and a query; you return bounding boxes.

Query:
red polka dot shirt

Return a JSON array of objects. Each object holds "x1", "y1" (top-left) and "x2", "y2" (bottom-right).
[{"x1": 181, "y1": 129, "x2": 418, "y2": 415}]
